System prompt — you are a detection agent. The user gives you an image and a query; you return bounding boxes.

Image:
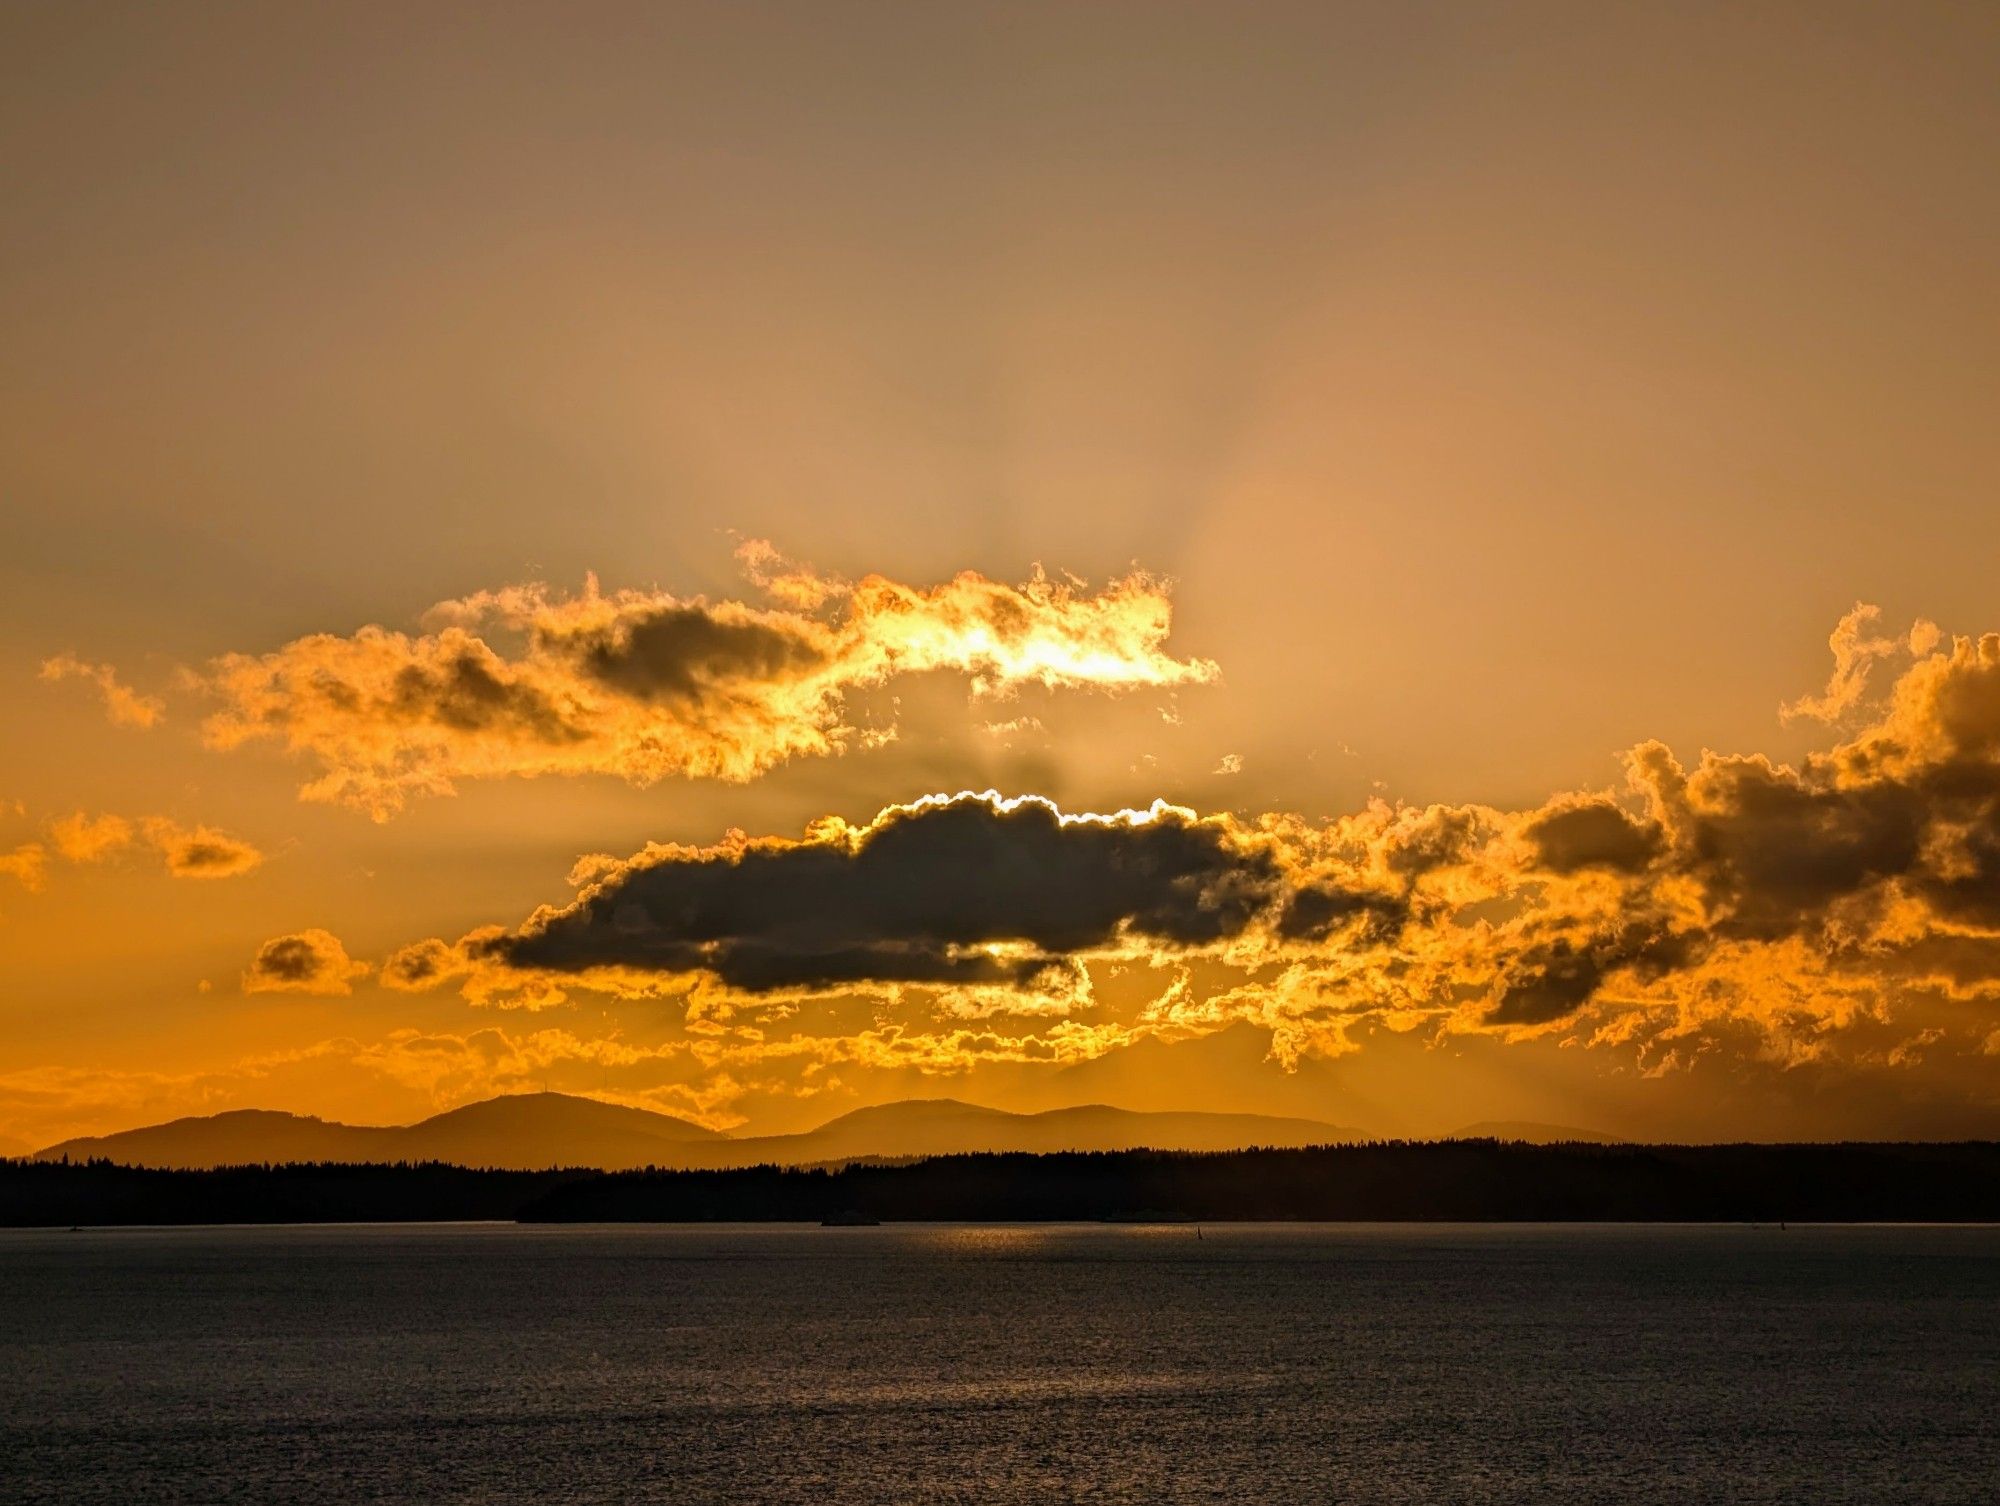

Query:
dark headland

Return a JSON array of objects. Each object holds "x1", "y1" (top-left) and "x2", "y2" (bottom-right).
[{"x1": 8, "y1": 1141, "x2": 2000, "y2": 1227}]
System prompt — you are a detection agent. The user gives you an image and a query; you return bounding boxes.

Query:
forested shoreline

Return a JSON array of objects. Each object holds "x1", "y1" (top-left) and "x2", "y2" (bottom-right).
[{"x1": 8, "y1": 1141, "x2": 2000, "y2": 1227}]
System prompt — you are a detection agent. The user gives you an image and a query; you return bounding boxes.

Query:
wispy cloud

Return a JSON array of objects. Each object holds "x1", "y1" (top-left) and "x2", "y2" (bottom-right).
[
  {"x1": 39, "y1": 655, "x2": 164, "y2": 729},
  {"x1": 0, "y1": 843, "x2": 46, "y2": 892}
]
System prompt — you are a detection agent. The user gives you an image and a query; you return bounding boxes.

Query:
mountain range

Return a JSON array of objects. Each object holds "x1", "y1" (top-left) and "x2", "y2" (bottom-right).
[{"x1": 30, "y1": 1092, "x2": 1365, "y2": 1171}]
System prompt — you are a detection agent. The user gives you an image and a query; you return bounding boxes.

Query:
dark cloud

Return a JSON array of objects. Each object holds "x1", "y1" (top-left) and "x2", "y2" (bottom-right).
[
  {"x1": 243, "y1": 929, "x2": 365, "y2": 995},
  {"x1": 151, "y1": 823, "x2": 263, "y2": 879},
  {"x1": 388, "y1": 650, "x2": 584, "y2": 743},
  {"x1": 256, "y1": 938, "x2": 320, "y2": 983},
  {"x1": 1488, "y1": 922, "x2": 1693, "y2": 1027},
  {"x1": 1679, "y1": 761, "x2": 1926, "y2": 938},
  {"x1": 1523, "y1": 799, "x2": 1662, "y2": 875},
  {"x1": 559, "y1": 607, "x2": 826, "y2": 704},
  {"x1": 1278, "y1": 885, "x2": 1407, "y2": 944},
  {"x1": 382, "y1": 937, "x2": 455, "y2": 990},
  {"x1": 1489, "y1": 639, "x2": 2000, "y2": 1020},
  {"x1": 1907, "y1": 806, "x2": 2000, "y2": 929},
  {"x1": 1380, "y1": 805, "x2": 1491, "y2": 876},
  {"x1": 494, "y1": 793, "x2": 1283, "y2": 991}
]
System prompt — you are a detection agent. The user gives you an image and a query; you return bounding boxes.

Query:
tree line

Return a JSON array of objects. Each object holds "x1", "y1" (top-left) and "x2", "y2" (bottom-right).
[{"x1": 8, "y1": 1140, "x2": 2000, "y2": 1226}]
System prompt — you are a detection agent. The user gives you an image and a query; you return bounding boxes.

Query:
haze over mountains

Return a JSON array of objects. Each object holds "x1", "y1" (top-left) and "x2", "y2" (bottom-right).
[{"x1": 31, "y1": 1093, "x2": 1364, "y2": 1171}]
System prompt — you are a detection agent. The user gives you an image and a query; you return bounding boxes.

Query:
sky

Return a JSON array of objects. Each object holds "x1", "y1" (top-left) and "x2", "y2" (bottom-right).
[{"x1": 3, "y1": 1, "x2": 1998, "y2": 1149}]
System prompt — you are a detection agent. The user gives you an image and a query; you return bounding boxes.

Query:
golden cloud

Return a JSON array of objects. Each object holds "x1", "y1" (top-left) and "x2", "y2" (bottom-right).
[
  {"x1": 243, "y1": 930, "x2": 370, "y2": 995},
  {"x1": 44, "y1": 811, "x2": 262, "y2": 880},
  {"x1": 141, "y1": 819, "x2": 265, "y2": 880},
  {"x1": 193, "y1": 543, "x2": 1214, "y2": 817},
  {"x1": 0, "y1": 842, "x2": 47, "y2": 892},
  {"x1": 47, "y1": 813, "x2": 134, "y2": 864}
]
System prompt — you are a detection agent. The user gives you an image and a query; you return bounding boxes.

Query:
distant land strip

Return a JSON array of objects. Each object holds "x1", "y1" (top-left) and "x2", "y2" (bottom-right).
[{"x1": 8, "y1": 1142, "x2": 2000, "y2": 1227}]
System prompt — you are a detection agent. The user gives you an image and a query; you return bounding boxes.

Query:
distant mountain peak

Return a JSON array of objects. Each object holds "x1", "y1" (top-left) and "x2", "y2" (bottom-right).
[{"x1": 809, "y1": 1098, "x2": 1009, "y2": 1129}]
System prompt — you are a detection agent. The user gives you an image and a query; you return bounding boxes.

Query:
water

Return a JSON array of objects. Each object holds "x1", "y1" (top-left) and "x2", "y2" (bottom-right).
[{"x1": 2, "y1": 1223, "x2": 1996, "y2": 1504}]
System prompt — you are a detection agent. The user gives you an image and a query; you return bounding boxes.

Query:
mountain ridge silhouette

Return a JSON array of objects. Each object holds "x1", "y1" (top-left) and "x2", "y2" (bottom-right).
[{"x1": 32, "y1": 1091, "x2": 1362, "y2": 1171}]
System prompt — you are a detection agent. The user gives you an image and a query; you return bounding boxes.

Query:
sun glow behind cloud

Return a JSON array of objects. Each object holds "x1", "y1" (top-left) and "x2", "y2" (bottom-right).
[
  {"x1": 320, "y1": 612, "x2": 2000, "y2": 1116},
  {"x1": 17, "y1": 524, "x2": 2000, "y2": 1148},
  {"x1": 4, "y1": 0, "x2": 1999, "y2": 1156},
  {"x1": 183, "y1": 545, "x2": 1214, "y2": 817}
]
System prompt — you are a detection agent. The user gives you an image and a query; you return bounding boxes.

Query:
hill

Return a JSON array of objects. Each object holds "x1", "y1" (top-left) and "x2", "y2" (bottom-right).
[
  {"x1": 36, "y1": 1109, "x2": 389, "y2": 1169},
  {"x1": 33, "y1": 1092, "x2": 724, "y2": 1171},
  {"x1": 31, "y1": 1094, "x2": 1358, "y2": 1171},
  {"x1": 689, "y1": 1100, "x2": 1360, "y2": 1168}
]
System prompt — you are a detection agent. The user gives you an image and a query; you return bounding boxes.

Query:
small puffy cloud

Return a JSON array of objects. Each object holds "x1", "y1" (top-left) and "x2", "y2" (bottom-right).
[
  {"x1": 381, "y1": 930, "x2": 566, "y2": 1011},
  {"x1": 0, "y1": 843, "x2": 47, "y2": 892},
  {"x1": 1215, "y1": 753, "x2": 1243, "y2": 775},
  {"x1": 39, "y1": 655, "x2": 164, "y2": 729},
  {"x1": 243, "y1": 930, "x2": 369, "y2": 995},
  {"x1": 47, "y1": 813, "x2": 134, "y2": 864},
  {"x1": 44, "y1": 812, "x2": 261, "y2": 879},
  {"x1": 381, "y1": 936, "x2": 463, "y2": 991},
  {"x1": 141, "y1": 819, "x2": 263, "y2": 880},
  {"x1": 980, "y1": 716, "x2": 1043, "y2": 740},
  {"x1": 186, "y1": 550, "x2": 1214, "y2": 818}
]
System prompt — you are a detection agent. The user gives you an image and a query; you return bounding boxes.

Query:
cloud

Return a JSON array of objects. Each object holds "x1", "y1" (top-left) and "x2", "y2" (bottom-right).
[
  {"x1": 140, "y1": 819, "x2": 264, "y2": 880},
  {"x1": 491, "y1": 792, "x2": 1282, "y2": 992},
  {"x1": 1275, "y1": 884, "x2": 1407, "y2": 944},
  {"x1": 412, "y1": 607, "x2": 2000, "y2": 1093},
  {"x1": 0, "y1": 843, "x2": 46, "y2": 892},
  {"x1": 47, "y1": 813, "x2": 134, "y2": 863},
  {"x1": 243, "y1": 930, "x2": 369, "y2": 995},
  {"x1": 1486, "y1": 921, "x2": 1693, "y2": 1027},
  {"x1": 39, "y1": 655, "x2": 164, "y2": 729},
  {"x1": 1781, "y1": 603, "x2": 1939, "y2": 724},
  {"x1": 1520, "y1": 796, "x2": 1662, "y2": 875},
  {"x1": 381, "y1": 936, "x2": 460, "y2": 991},
  {"x1": 191, "y1": 545, "x2": 1214, "y2": 817},
  {"x1": 44, "y1": 812, "x2": 262, "y2": 879}
]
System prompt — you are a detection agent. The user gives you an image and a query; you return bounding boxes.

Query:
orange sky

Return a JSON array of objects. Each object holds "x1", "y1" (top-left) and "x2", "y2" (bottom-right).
[{"x1": 3, "y1": 2, "x2": 1999, "y2": 1150}]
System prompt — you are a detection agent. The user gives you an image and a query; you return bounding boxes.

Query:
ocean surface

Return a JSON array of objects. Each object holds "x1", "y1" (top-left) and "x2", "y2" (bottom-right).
[{"x1": 2, "y1": 1223, "x2": 1996, "y2": 1504}]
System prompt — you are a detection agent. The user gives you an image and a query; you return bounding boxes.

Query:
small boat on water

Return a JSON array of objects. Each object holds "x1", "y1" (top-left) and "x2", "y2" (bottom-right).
[{"x1": 820, "y1": 1209, "x2": 881, "y2": 1227}]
